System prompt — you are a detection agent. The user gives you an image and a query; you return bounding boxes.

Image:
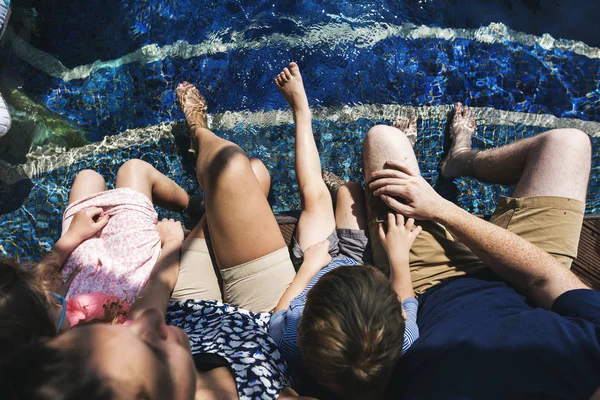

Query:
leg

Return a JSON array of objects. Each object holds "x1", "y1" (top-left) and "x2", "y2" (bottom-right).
[
  {"x1": 185, "y1": 157, "x2": 271, "y2": 242},
  {"x1": 177, "y1": 83, "x2": 294, "y2": 312},
  {"x1": 363, "y1": 124, "x2": 484, "y2": 290},
  {"x1": 68, "y1": 170, "x2": 107, "y2": 204},
  {"x1": 441, "y1": 102, "x2": 591, "y2": 202},
  {"x1": 441, "y1": 102, "x2": 591, "y2": 267},
  {"x1": 335, "y1": 182, "x2": 367, "y2": 231},
  {"x1": 115, "y1": 159, "x2": 189, "y2": 211},
  {"x1": 177, "y1": 83, "x2": 287, "y2": 269},
  {"x1": 275, "y1": 62, "x2": 336, "y2": 250},
  {"x1": 335, "y1": 182, "x2": 373, "y2": 264}
]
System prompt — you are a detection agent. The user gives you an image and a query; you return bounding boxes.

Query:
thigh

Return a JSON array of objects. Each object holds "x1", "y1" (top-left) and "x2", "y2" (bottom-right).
[
  {"x1": 490, "y1": 196, "x2": 585, "y2": 268},
  {"x1": 68, "y1": 170, "x2": 107, "y2": 205},
  {"x1": 171, "y1": 239, "x2": 222, "y2": 302},
  {"x1": 204, "y1": 150, "x2": 287, "y2": 269},
  {"x1": 363, "y1": 125, "x2": 484, "y2": 292},
  {"x1": 220, "y1": 247, "x2": 296, "y2": 313}
]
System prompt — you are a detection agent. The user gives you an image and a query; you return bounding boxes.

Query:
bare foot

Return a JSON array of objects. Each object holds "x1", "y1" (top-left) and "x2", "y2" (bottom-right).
[
  {"x1": 393, "y1": 115, "x2": 417, "y2": 147},
  {"x1": 274, "y1": 62, "x2": 309, "y2": 115},
  {"x1": 176, "y1": 82, "x2": 208, "y2": 154},
  {"x1": 440, "y1": 102, "x2": 477, "y2": 178}
]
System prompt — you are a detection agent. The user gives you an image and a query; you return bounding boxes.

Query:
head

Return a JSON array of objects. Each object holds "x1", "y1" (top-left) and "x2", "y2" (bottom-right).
[
  {"x1": 0, "y1": 308, "x2": 196, "y2": 400},
  {"x1": 0, "y1": 258, "x2": 63, "y2": 356},
  {"x1": 298, "y1": 265, "x2": 405, "y2": 398}
]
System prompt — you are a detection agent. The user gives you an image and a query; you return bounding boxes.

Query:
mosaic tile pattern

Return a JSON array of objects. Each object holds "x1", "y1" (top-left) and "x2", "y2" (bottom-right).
[
  {"x1": 1, "y1": 119, "x2": 598, "y2": 263},
  {"x1": 4, "y1": 36, "x2": 599, "y2": 143}
]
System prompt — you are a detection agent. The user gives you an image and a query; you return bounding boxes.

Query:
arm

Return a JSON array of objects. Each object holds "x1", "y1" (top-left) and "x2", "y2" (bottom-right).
[
  {"x1": 128, "y1": 219, "x2": 184, "y2": 320},
  {"x1": 378, "y1": 212, "x2": 421, "y2": 302},
  {"x1": 369, "y1": 160, "x2": 588, "y2": 309},
  {"x1": 41, "y1": 207, "x2": 109, "y2": 268},
  {"x1": 274, "y1": 240, "x2": 331, "y2": 313}
]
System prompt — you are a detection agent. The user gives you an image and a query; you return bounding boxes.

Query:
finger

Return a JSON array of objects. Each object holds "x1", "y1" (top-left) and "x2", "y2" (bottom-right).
[
  {"x1": 381, "y1": 195, "x2": 411, "y2": 216},
  {"x1": 378, "y1": 222, "x2": 385, "y2": 241},
  {"x1": 396, "y1": 213, "x2": 405, "y2": 227},
  {"x1": 373, "y1": 185, "x2": 408, "y2": 198},
  {"x1": 412, "y1": 225, "x2": 423, "y2": 238},
  {"x1": 369, "y1": 177, "x2": 406, "y2": 190},
  {"x1": 405, "y1": 217, "x2": 414, "y2": 231},
  {"x1": 387, "y1": 212, "x2": 395, "y2": 228},
  {"x1": 84, "y1": 207, "x2": 104, "y2": 217},
  {"x1": 368, "y1": 169, "x2": 411, "y2": 183},
  {"x1": 94, "y1": 213, "x2": 110, "y2": 229},
  {"x1": 383, "y1": 160, "x2": 417, "y2": 177}
]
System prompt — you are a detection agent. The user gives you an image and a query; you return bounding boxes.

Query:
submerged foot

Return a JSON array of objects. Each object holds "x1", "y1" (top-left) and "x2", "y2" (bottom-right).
[
  {"x1": 274, "y1": 62, "x2": 310, "y2": 115},
  {"x1": 393, "y1": 115, "x2": 417, "y2": 147},
  {"x1": 176, "y1": 82, "x2": 208, "y2": 154},
  {"x1": 440, "y1": 102, "x2": 477, "y2": 178}
]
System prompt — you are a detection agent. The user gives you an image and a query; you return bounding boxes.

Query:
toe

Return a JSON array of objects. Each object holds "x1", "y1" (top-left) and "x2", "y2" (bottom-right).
[
  {"x1": 454, "y1": 102, "x2": 463, "y2": 115},
  {"x1": 289, "y1": 62, "x2": 299, "y2": 74},
  {"x1": 463, "y1": 105, "x2": 472, "y2": 117},
  {"x1": 283, "y1": 68, "x2": 292, "y2": 80}
]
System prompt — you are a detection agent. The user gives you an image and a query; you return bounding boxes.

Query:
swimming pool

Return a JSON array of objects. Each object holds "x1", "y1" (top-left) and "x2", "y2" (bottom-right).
[{"x1": 0, "y1": 0, "x2": 599, "y2": 261}]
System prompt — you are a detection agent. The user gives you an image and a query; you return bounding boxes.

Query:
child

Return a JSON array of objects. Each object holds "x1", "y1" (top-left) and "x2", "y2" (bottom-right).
[
  {"x1": 0, "y1": 159, "x2": 187, "y2": 342},
  {"x1": 268, "y1": 62, "x2": 422, "y2": 398}
]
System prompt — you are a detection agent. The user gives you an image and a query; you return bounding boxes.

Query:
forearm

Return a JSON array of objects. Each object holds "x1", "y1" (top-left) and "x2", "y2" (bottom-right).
[
  {"x1": 389, "y1": 257, "x2": 415, "y2": 301},
  {"x1": 435, "y1": 200, "x2": 587, "y2": 308},
  {"x1": 43, "y1": 233, "x2": 81, "y2": 268},
  {"x1": 128, "y1": 240, "x2": 181, "y2": 320},
  {"x1": 274, "y1": 265, "x2": 316, "y2": 312}
]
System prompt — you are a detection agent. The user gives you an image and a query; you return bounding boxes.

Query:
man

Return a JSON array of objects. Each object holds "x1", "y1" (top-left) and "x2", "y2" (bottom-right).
[{"x1": 364, "y1": 103, "x2": 600, "y2": 398}]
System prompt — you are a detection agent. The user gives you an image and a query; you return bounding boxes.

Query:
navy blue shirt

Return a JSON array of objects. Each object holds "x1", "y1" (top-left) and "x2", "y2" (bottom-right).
[{"x1": 389, "y1": 277, "x2": 600, "y2": 399}]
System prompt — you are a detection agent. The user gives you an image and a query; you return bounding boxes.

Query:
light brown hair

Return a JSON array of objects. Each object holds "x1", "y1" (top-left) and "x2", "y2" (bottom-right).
[{"x1": 298, "y1": 264, "x2": 405, "y2": 398}]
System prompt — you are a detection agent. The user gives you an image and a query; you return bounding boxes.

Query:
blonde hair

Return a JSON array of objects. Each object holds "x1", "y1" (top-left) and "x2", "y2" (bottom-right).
[{"x1": 298, "y1": 265, "x2": 405, "y2": 397}]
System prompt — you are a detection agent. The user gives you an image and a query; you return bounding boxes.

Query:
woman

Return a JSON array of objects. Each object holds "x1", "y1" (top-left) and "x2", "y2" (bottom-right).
[{"x1": 1, "y1": 82, "x2": 327, "y2": 399}]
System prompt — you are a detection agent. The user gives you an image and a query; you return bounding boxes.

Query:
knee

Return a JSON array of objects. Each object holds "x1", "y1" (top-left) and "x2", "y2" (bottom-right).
[
  {"x1": 74, "y1": 169, "x2": 104, "y2": 184},
  {"x1": 364, "y1": 124, "x2": 393, "y2": 146},
  {"x1": 117, "y1": 159, "x2": 151, "y2": 179},
  {"x1": 203, "y1": 146, "x2": 251, "y2": 186},
  {"x1": 542, "y1": 129, "x2": 591, "y2": 158},
  {"x1": 336, "y1": 182, "x2": 364, "y2": 204}
]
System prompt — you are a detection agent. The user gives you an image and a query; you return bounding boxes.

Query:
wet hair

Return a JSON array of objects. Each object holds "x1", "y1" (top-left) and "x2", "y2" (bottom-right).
[
  {"x1": 298, "y1": 265, "x2": 405, "y2": 398},
  {"x1": 0, "y1": 257, "x2": 60, "y2": 356}
]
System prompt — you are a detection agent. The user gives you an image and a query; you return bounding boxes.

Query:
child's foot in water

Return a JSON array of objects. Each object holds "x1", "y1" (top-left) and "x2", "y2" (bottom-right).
[
  {"x1": 275, "y1": 62, "x2": 310, "y2": 116},
  {"x1": 176, "y1": 82, "x2": 208, "y2": 154}
]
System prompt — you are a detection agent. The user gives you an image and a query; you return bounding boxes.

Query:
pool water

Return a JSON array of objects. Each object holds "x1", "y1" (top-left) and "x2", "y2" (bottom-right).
[{"x1": 0, "y1": 0, "x2": 599, "y2": 262}]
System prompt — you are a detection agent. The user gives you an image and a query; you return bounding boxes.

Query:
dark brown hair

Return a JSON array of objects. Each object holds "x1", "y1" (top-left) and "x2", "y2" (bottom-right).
[{"x1": 298, "y1": 265, "x2": 405, "y2": 398}]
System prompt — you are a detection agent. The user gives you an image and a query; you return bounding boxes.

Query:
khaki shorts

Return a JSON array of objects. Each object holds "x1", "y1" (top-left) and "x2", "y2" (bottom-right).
[
  {"x1": 367, "y1": 190, "x2": 585, "y2": 294},
  {"x1": 170, "y1": 239, "x2": 296, "y2": 313}
]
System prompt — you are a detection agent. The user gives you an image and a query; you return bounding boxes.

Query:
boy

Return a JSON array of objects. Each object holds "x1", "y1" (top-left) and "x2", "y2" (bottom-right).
[{"x1": 268, "y1": 62, "x2": 421, "y2": 398}]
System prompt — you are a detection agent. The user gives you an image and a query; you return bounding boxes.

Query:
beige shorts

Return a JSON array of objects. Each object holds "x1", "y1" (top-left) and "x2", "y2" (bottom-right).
[
  {"x1": 367, "y1": 191, "x2": 585, "y2": 294},
  {"x1": 170, "y1": 239, "x2": 296, "y2": 313}
]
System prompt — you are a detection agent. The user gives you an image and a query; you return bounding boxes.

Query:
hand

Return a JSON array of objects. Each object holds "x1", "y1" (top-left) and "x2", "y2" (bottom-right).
[
  {"x1": 65, "y1": 207, "x2": 109, "y2": 244},
  {"x1": 368, "y1": 160, "x2": 448, "y2": 221},
  {"x1": 301, "y1": 239, "x2": 332, "y2": 275},
  {"x1": 157, "y1": 218, "x2": 184, "y2": 245},
  {"x1": 378, "y1": 213, "x2": 422, "y2": 262}
]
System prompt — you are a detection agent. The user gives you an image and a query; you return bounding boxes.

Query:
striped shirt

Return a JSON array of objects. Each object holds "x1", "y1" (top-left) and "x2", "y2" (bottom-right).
[{"x1": 269, "y1": 256, "x2": 419, "y2": 380}]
